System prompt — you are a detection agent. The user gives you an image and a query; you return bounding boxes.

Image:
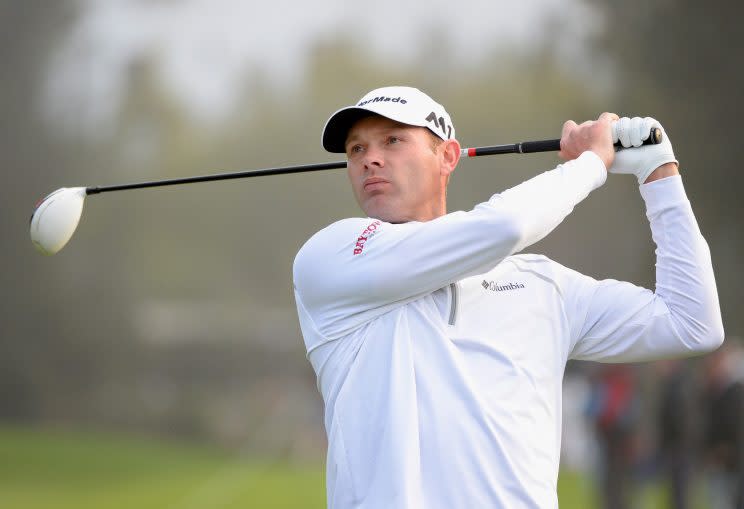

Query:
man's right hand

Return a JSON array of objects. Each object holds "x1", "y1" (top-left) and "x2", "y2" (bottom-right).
[{"x1": 559, "y1": 112, "x2": 619, "y2": 169}]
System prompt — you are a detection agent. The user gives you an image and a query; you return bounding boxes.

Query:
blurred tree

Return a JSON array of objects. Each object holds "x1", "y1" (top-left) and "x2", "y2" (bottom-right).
[
  {"x1": 0, "y1": 2, "x2": 142, "y2": 427},
  {"x1": 0, "y1": 0, "x2": 81, "y2": 419},
  {"x1": 588, "y1": 0, "x2": 743, "y2": 334}
]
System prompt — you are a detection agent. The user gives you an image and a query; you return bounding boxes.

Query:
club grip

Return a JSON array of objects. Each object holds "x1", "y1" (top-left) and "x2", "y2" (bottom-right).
[
  {"x1": 613, "y1": 126, "x2": 663, "y2": 150},
  {"x1": 519, "y1": 139, "x2": 561, "y2": 153},
  {"x1": 519, "y1": 127, "x2": 662, "y2": 154}
]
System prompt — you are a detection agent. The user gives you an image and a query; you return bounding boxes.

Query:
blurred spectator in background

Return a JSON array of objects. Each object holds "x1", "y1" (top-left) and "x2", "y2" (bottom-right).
[
  {"x1": 656, "y1": 358, "x2": 698, "y2": 509},
  {"x1": 587, "y1": 364, "x2": 642, "y2": 509},
  {"x1": 562, "y1": 366, "x2": 595, "y2": 473},
  {"x1": 701, "y1": 339, "x2": 744, "y2": 509}
]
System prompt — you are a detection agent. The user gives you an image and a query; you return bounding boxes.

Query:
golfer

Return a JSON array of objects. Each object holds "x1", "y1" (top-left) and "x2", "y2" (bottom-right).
[{"x1": 293, "y1": 86, "x2": 724, "y2": 508}]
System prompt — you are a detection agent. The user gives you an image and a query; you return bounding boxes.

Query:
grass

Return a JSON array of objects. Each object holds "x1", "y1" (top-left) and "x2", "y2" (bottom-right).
[
  {"x1": 0, "y1": 426, "x2": 325, "y2": 509},
  {"x1": 0, "y1": 425, "x2": 709, "y2": 508}
]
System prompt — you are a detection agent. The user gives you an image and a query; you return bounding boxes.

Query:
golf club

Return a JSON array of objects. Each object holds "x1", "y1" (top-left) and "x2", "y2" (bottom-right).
[{"x1": 29, "y1": 129, "x2": 662, "y2": 256}]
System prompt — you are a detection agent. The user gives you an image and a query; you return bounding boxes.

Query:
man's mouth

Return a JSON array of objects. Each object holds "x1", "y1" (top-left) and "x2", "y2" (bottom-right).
[{"x1": 364, "y1": 177, "x2": 390, "y2": 192}]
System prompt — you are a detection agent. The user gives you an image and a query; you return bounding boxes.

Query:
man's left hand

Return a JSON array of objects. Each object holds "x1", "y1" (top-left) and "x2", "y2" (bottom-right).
[{"x1": 610, "y1": 117, "x2": 679, "y2": 184}]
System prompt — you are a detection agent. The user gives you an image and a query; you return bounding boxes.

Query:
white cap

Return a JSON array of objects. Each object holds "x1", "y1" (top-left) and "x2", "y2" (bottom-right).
[{"x1": 322, "y1": 86, "x2": 455, "y2": 153}]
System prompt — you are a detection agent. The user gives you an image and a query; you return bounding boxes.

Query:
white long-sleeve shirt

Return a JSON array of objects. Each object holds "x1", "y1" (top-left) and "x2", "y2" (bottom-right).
[{"x1": 292, "y1": 151, "x2": 724, "y2": 509}]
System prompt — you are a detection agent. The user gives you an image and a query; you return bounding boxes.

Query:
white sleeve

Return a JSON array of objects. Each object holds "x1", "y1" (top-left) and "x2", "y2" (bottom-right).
[
  {"x1": 294, "y1": 151, "x2": 606, "y2": 345},
  {"x1": 567, "y1": 175, "x2": 724, "y2": 361}
]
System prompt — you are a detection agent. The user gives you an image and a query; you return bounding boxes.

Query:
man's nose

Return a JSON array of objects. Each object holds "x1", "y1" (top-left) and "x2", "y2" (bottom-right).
[{"x1": 363, "y1": 147, "x2": 384, "y2": 171}]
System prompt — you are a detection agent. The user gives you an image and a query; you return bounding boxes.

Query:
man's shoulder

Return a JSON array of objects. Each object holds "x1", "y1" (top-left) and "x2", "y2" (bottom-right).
[
  {"x1": 502, "y1": 253, "x2": 558, "y2": 273},
  {"x1": 294, "y1": 217, "x2": 384, "y2": 267},
  {"x1": 505, "y1": 253, "x2": 553, "y2": 265},
  {"x1": 299, "y1": 217, "x2": 382, "y2": 249},
  {"x1": 491, "y1": 253, "x2": 587, "y2": 284}
]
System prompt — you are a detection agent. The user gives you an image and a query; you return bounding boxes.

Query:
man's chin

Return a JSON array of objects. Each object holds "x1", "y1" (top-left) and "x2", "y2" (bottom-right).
[
  {"x1": 362, "y1": 196, "x2": 416, "y2": 223},
  {"x1": 363, "y1": 203, "x2": 397, "y2": 223},
  {"x1": 364, "y1": 209, "x2": 410, "y2": 224}
]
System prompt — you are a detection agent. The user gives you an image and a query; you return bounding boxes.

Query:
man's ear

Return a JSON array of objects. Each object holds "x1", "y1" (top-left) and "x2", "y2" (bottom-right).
[{"x1": 440, "y1": 139, "x2": 461, "y2": 178}]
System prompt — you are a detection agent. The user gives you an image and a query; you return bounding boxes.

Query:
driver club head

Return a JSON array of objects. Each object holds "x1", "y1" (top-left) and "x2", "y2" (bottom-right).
[{"x1": 30, "y1": 187, "x2": 87, "y2": 255}]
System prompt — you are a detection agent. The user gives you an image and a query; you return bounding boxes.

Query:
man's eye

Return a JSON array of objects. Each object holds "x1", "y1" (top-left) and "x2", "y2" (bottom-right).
[
  {"x1": 388, "y1": 136, "x2": 400, "y2": 144},
  {"x1": 349, "y1": 145, "x2": 363, "y2": 154}
]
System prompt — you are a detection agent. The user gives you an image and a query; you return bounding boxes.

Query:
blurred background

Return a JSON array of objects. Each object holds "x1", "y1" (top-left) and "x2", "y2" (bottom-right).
[{"x1": 2, "y1": 0, "x2": 743, "y2": 508}]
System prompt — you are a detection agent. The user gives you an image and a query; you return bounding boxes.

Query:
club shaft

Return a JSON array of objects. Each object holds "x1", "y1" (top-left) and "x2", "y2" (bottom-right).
[
  {"x1": 84, "y1": 128, "x2": 662, "y2": 195},
  {"x1": 463, "y1": 139, "x2": 561, "y2": 157},
  {"x1": 86, "y1": 161, "x2": 349, "y2": 195}
]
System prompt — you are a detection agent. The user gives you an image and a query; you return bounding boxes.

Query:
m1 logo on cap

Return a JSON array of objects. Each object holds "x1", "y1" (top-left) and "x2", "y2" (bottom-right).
[{"x1": 425, "y1": 111, "x2": 453, "y2": 139}]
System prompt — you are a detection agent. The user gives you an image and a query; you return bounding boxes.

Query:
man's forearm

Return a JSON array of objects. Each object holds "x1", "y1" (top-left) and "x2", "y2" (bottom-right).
[
  {"x1": 644, "y1": 162, "x2": 679, "y2": 184},
  {"x1": 645, "y1": 176, "x2": 724, "y2": 354}
]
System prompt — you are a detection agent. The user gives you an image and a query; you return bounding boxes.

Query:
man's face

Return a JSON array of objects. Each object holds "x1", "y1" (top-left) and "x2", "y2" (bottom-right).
[{"x1": 345, "y1": 115, "x2": 448, "y2": 223}]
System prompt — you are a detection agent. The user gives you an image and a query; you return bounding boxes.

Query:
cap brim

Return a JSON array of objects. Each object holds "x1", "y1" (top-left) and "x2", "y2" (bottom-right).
[{"x1": 321, "y1": 107, "x2": 378, "y2": 153}]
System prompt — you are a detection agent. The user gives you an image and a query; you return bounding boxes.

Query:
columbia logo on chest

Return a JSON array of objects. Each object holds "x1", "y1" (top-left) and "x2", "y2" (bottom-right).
[{"x1": 481, "y1": 280, "x2": 526, "y2": 292}]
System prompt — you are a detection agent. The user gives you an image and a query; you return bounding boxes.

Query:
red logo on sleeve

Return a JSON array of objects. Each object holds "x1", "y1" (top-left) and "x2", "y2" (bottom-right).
[{"x1": 353, "y1": 220, "x2": 382, "y2": 255}]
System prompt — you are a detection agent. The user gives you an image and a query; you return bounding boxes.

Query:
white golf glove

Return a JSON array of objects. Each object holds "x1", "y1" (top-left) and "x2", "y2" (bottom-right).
[{"x1": 609, "y1": 117, "x2": 678, "y2": 184}]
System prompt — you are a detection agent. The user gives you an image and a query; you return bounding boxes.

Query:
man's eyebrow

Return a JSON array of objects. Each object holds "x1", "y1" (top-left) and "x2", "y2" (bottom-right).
[{"x1": 346, "y1": 125, "x2": 410, "y2": 148}]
